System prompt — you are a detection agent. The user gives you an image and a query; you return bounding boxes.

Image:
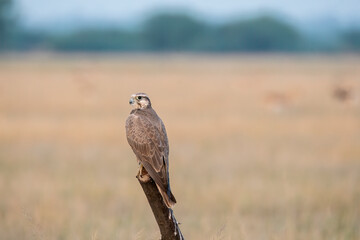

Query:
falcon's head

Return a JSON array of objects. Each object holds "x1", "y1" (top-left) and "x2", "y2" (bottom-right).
[{"x1": 129, "y1": 93, "x2": 152, "y2": 109}]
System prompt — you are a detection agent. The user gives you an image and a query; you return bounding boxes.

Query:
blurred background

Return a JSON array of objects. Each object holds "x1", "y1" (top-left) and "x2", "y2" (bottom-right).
[
  {"x1": 1, "y1": 0, "x2": 360, "y2": 52},
  {"x1": 0, "y1": 1, "x2": 360, "y2": 239}
]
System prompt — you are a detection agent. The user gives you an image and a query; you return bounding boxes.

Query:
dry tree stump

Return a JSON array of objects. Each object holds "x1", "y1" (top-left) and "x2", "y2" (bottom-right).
[{"x1": 137, "y1": 175, "x2": 184, "y2": 240}]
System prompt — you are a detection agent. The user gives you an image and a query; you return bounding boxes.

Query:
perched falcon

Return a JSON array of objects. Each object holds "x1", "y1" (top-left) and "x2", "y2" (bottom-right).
[{"x1": 125, "y1": 93, "x2": 176, "y2": 208}]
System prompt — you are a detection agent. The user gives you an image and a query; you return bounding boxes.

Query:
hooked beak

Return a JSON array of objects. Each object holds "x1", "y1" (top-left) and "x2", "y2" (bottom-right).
[{"x1": 129, "y1": 97, "x2": 135, "y2": 105}]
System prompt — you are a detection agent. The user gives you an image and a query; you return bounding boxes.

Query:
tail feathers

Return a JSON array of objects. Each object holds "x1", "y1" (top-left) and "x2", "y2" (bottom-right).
[{"x1": 157, "y1": 185, "x2": 176, "y2": 208}]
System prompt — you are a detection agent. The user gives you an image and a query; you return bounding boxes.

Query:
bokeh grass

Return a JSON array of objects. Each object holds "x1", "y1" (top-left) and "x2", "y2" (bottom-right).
[{"x1": 0, "y1": 54, "x2": 359, "y2": 239}]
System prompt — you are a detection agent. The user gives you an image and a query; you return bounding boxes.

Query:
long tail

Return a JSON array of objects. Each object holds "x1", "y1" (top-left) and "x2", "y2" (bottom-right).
[{"x1": 157, "y1": 184, "x2": 176, "y2": 208}]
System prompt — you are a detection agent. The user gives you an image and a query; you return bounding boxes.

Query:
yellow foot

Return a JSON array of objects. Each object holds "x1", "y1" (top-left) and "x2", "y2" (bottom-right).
[{"x1": 137, "y1": 163, "x2": 151, "y2": 182}]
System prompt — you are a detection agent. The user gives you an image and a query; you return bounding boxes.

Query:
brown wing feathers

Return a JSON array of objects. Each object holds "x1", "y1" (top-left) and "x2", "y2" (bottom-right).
[{"x1": 126, "y1": 113, "x2": 176, "y2": 206}]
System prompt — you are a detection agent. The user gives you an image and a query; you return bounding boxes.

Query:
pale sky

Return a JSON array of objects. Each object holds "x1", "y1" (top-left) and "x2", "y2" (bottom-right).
[{"x1": 17, "y1": 0, "x2": 360, "y2": 27}]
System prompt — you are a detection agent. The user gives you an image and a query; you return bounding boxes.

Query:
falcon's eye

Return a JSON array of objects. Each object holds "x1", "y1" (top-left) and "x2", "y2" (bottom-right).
[{"x1": 137, "y1": 96, "x2": 142, "y2": 100}]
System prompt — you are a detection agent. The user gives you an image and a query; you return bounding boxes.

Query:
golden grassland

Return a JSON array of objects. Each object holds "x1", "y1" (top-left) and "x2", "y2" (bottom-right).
[{"x1": 0, "y1": 54, "x2": 359, "y2": 240}]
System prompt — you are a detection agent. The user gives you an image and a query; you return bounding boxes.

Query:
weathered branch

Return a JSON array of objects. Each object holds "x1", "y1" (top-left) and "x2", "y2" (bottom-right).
[{"x1": 137, "y1": 176, "x2": 184, "y2": 240}]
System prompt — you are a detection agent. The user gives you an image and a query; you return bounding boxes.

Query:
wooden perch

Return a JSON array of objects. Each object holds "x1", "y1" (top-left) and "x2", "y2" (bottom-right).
[{"x1": 137, "y1": 175, "x2": 184, "y2": 240}]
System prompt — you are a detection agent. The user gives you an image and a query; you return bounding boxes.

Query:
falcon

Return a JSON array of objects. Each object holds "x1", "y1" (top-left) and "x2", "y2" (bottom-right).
[{"x1": 125, "y1": 93, "x2": 176, "y2": 208}]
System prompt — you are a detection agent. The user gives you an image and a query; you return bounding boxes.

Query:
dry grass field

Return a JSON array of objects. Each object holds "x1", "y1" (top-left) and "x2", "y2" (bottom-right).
[{"x1": 0, "y1": 54, "x2": 359, "y2": 240}]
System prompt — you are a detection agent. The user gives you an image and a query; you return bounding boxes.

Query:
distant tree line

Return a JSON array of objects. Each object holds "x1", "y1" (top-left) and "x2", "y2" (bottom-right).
[
  {"x1": 1, "y1": 1, "x2": 360, "y2": 52},
  {"x1": 0, "y1": 0, "x2": 15, "y2": 49}
]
